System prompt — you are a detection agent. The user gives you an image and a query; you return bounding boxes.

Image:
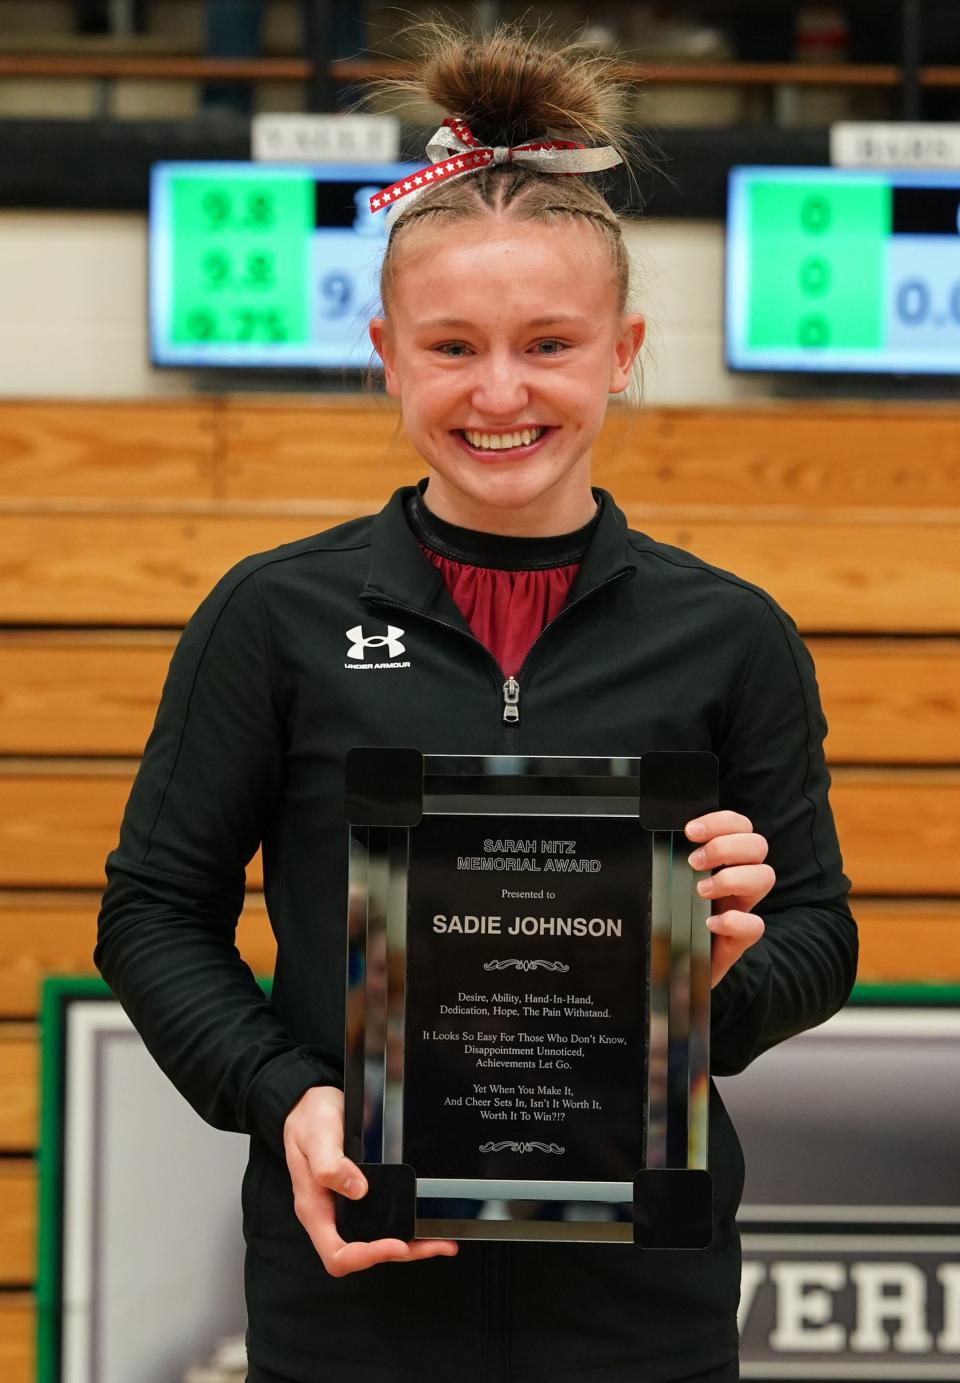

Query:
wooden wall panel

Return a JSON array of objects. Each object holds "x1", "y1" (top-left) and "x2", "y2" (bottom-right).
[
  {"x1": 593, "y1": 404, "x2": 960, "y2": 512},
  {"x1": 4, "y1": 398, "x2": 960, "y2": 512},
  {"x1": 0, "y1": 511, "x2": 958, "y2": 631},
  {"x1": 0, "y1": 632, "x2": 176, "y2": 756},
  {"x1": 0, "y1": 1161, "x2": 35, "y2": 1285},
  {"x1": 810, "y1": 638, "x2": 960, "y2": 764},
  {"x1": 0, "y1": 768, "x2": 135, "y2": 891},
  {"x1": 2, "y1": 632, "x2": 959, "y2": 763},
  {"x1": 0, "y1": 893, "x2": 274, "y2": 1017},
  {"x1": 639, "y1": 517, "x2": 960, "y2": 634},
  {"x1": 0, "y1": 1293, "x2": 33, "y2": 1383},
  {"x1": 221, "y1": 397, "x2": 421, "y2": 501},
  {"x1": 0, "y1": 400, "x2": 218, "y2": 501},
  {"x1": 217, "y1": 398, "x2": 960, "y2": 512},
  {"x1": 854, "y1": 900, "x2": 960, "y2": 983},
  {"x1": 0, "y1": 770, "x2": 265, "y2": 890},
  {"x1": 0, "y1": 1026, "x2": 37, "y2": 1150},
  {"x1": 0, "y1": 767, "x2": 957, "y2": 894},
  {"x1": 830, "y1": 769, "x2": 960, "y2": 897},
  {"x1": 0, "y1": 511, "x2": 313, "y2": 626}
]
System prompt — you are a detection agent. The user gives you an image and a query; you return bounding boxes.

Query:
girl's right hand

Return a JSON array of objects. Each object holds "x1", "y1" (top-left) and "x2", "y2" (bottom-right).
[{"x1": 282, "y1": 1085, "x2": 459, "y2": 1277}]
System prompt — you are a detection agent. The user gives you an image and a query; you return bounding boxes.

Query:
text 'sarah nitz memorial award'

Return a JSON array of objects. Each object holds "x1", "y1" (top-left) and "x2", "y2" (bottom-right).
[{"x1": 336, "y1": 749, "x2": 717, "y2": 1248}]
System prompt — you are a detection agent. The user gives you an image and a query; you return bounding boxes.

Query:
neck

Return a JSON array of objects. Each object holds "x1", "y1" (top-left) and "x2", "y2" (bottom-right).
[{"x1": 420, "y1": 472, "x2": 598, "y2": 537}]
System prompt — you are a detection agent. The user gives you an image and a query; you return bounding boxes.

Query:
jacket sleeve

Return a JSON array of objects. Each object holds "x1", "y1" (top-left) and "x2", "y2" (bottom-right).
[
  {"x1": 709, "y1": 598, "x2": 859, "y2": 1075},
  {"x1": 94, "y1": 563, "x2": 339, "y2": 1156}
]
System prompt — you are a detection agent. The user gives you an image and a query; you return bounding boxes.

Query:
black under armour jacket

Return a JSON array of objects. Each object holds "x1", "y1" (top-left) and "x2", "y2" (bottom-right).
[{"x1": 95, "y1": 482, "x2": 858, "y2": 1383}]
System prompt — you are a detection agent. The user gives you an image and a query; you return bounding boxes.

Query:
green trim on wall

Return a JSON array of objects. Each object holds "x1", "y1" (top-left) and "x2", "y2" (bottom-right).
[
  {"x1": 851, "y1": 981, "x2": 960, "y2": 1006},
  {"x1": 37, "y1": 977, "x2": 113, "y2": 1383},
  {"x1": 36, "y1": 975, "x2": 276, "y2": 1382}
]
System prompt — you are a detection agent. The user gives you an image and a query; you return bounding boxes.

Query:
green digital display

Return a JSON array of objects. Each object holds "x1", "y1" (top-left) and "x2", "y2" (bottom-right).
[
  {"x1": 727, "y1": 167, "x2": 960, "y2": 375},
  {"x1": 149, "y1": 160, "x2": 420, "y2": 369},
  {"x1": 746, "y1": 180, "x2": 889, "y2": 351},
  {"x1": 170, "y1": 174, "x2": 313, "y2": 346}
]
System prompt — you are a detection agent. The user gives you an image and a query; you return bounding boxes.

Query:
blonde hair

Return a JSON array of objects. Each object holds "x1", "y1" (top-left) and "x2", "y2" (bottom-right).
[{"x1": 361, "y1": 16, "x2": 651, "y2": 318}]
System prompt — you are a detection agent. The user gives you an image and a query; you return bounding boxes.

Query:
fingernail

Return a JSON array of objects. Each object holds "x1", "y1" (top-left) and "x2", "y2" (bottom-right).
[
  {"x1": 686, "y1": 820, "x2": 705, "y2": 839},
  {"x1": 688, "y1": 848, "x2": 705, "y2": 868},
  {"x1": 344, "y1": 1176, "x2": 366, "y2": 1198},
  {"x1": 696, "y1": 879, "x2": 711, "y2": 895}
]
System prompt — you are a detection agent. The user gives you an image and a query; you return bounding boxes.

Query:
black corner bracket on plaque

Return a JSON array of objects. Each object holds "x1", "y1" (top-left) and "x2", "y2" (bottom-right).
[
  {"x1": 636, "y1": 751, "x2": 719, "y2": 833},
  {"x1": 632, "y1": 1169, "x2": 713, "y2": 1249},
  {"x1": 344, "y1": 747, "x2": 423, "y2": 827},
  {"x1": 334, "y1": 1163, "x2": 417, "y2": 1244}
]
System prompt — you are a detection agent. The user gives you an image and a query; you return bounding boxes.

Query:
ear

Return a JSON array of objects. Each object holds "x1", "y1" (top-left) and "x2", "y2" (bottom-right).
[
  {"x1": 369, "y1": 316, "x2": 401, "y2": 397},
  {"x1": 609, "y1": 313, "x2": 646, "y2": 395}
]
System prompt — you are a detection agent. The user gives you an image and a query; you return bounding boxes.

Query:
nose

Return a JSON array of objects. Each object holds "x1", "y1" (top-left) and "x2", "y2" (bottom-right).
[{"x1": 469, "y1": 348, "x2": 530, "y2": 420}]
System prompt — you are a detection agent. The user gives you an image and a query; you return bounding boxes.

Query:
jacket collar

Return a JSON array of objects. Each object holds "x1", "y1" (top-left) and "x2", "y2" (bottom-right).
[{"x1": 359, "y1": 480, "x2": 636, "y2": 617}]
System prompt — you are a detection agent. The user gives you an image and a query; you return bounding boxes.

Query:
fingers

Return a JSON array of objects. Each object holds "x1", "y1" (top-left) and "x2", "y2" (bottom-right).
[
  {"x1": 707, "y1": 909, "x2": 766, "y2": 942},
  {"x1": 687, "y1": 832, "x2": 768, "y2": 871},
  {"x1": 287, "y1": 1087, "x2": 366, "y2": 1199},
  {"x1": 283, "y1": 1087, "x2": 459, "y2": 1277},
  {"x1": 688, "y1": 807, "x2": 780, "y2": 912},
  {"x1": 288, "y1": 1140, "x2": 459, "y2": 1276},
  {"x1": 684, "y1": 812, "x2": 775, "y2": 909},
  {"x1": 325, "y1": 1234, "x2": 459, "y2": 1278},
  {"x1": 685, "y1": 811, "x2": 754, "y2": 842},
  {"x1": 707, "y1": 909, "x2": 766, "y2": 988},
  {"x1": 696, "y1": 862, "x2": 776, "y2": 907},
  {"x1": 303, "y1": 1144, "x2": 368, "y2": 1200}
]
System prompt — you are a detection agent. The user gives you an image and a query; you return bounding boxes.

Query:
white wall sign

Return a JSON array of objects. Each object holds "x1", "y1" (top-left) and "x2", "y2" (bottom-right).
[
  {"x1": 831, "y1": 123, "x2": 960, "y2": 169},
  {"x1": 252, "y1": 114, "x2": 400, "y2": 164},
  {"x1": 725, "y1": 1007, "x2": 960, "y2": 1378},
  {"x1": 44, "y1": 987, "x2": 250, "y2": 1383}
]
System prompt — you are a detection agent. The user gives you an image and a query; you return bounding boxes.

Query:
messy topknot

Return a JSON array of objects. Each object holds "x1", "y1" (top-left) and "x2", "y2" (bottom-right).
[
  {"x1": 362, "y1": 16, "x2": 648, "y2": 316},
  {"x1": 410, "y1": 15, "x2": 636, "y2": 157}
]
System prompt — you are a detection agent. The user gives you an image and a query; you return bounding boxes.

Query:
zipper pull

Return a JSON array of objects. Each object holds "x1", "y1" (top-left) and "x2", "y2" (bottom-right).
[{"x1": 502, "y1": 677, "x2": 520, "y2": 723}]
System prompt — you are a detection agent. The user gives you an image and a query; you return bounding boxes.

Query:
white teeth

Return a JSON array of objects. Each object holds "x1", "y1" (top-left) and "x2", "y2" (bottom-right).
[{"x1": 463, "y1": 427, "x2": 545, "y2": 450}]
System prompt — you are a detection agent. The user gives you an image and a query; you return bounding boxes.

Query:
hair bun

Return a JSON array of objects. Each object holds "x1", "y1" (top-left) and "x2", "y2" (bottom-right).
[{"x1": 372, "y1": 16, "x2": 636, "y2": 165}]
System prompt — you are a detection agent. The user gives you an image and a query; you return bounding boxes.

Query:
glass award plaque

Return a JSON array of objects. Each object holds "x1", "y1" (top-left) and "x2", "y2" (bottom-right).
[{"x1": 336, "y1": 749, "x2": 718, "y2": 1248}]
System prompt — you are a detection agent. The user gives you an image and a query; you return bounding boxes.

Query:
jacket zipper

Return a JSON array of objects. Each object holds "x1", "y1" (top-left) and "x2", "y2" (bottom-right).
[
  {"x1": 502, "y1": 676, "x2": 520, "y2": 725},
  {"x1": 364, "y1": 598, "x2": 512, "y2": 743},
  {"x1": 497, "y1": 566, "x2": 633, "y2": 750},
  {"x1": 367, "y1": 567, "x2": 632, "y2": 754}
]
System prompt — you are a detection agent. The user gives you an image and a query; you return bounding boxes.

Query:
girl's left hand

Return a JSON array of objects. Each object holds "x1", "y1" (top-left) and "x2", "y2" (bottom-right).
[{"x1": 685, "y1": 811, "x2": 775, "y2": 988}]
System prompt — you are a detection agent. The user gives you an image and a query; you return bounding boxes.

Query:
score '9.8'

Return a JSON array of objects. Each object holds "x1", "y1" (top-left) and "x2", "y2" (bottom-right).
[{"x1": 201, "y1": 248, "x2": 276, "y2": 292}]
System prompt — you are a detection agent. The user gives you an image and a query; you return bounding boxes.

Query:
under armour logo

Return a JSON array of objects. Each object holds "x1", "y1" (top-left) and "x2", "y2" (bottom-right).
[{"x1": 346, "y1": 624, "x2": 406, "y2": 661}]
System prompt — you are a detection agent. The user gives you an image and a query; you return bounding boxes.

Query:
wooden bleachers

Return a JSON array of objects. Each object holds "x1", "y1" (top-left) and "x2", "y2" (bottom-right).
[{"x1": 1, "y1": 396, "x2": 959, "y2": 1380}]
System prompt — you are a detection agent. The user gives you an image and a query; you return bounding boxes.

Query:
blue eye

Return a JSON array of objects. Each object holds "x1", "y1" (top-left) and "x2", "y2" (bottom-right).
[
  {"x1": 535, "y1": 340, "x2": 568, "y2": 354},
  {"x1": 435, "y1": 342, "x2": 470, "y2": 356}
]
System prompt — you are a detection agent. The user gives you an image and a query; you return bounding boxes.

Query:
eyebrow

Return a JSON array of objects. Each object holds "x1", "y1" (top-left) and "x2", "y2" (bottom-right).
[{"x1": 415, "y1": 314, "x2": 589, "y2": 329}]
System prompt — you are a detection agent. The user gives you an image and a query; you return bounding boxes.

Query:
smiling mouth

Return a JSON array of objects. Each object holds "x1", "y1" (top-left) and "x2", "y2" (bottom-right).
[{"x1": 457, "y1": 426, "x2": 550, "y2": 451}]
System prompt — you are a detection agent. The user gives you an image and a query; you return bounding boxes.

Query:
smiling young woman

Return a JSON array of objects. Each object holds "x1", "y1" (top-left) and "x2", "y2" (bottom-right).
[
  {"x1": 94, "y1": 16, "x2": 857, "y2": 1383},
  {"x1": 368, "y1": 216, "x2": 645, "y2": 534}
]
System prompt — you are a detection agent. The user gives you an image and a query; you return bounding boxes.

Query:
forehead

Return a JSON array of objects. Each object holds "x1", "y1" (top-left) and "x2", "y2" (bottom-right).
[{"x1": 387, "y1": 215, "x2": 616, "y2": 325}]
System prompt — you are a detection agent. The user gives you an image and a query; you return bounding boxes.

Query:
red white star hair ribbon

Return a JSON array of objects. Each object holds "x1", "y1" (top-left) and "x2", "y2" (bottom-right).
[{"x1": 369, "y1": 115, "x2": 623, "y2": 224}]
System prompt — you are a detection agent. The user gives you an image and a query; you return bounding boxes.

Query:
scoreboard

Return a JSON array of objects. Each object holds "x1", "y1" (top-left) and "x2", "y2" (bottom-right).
[
  {"x1": 149, "y1": 161, "x2": 418, "y2": 370},
  {"x1": 726, "y1": 167, "x2": 960, "y2": 375}
]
